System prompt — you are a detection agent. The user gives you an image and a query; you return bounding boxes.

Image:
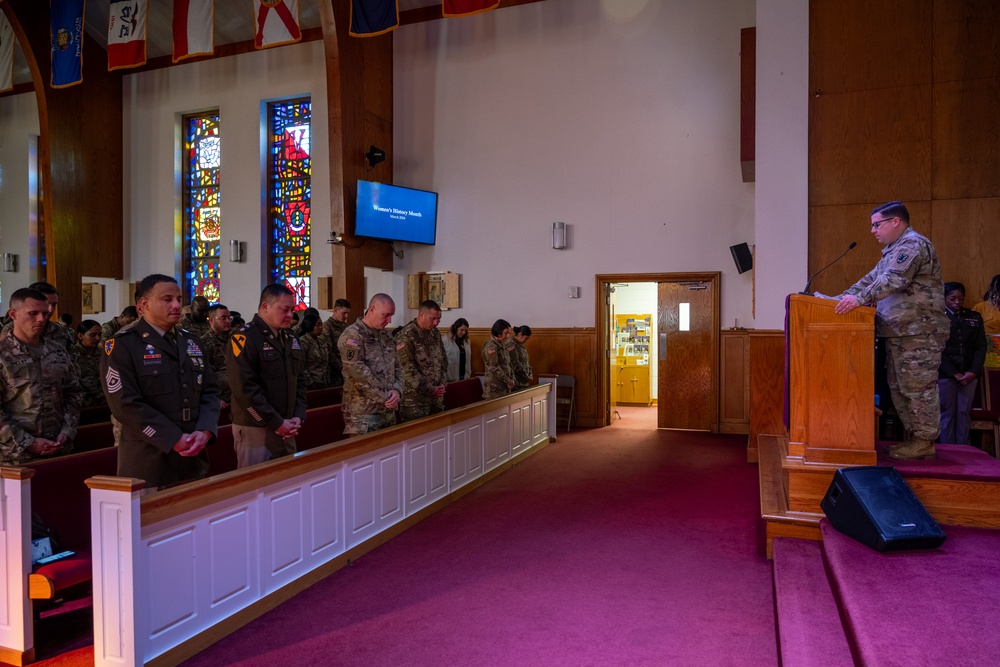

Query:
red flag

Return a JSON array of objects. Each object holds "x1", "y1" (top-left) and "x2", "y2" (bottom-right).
[
  {"x1": 173, "y1": 0, "x2": 214, "y2": 63},
  {"x1": 254, "y1": 0, "x2": 301, "y2": 50},
  {"x1": 442, "y1": 0, "x2": 500, "y2": 18},
  {"x1": 108, "y1": 0, "x2": 148, "y2": 71}
]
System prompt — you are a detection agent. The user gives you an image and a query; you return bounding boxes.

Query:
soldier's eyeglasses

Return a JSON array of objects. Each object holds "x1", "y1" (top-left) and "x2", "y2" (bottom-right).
[{"x1": 870, "y1": 217, "x2": 895, "y2": 229}]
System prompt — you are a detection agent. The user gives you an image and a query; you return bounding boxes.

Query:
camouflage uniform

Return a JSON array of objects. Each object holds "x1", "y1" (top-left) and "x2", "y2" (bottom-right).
[
  {"x1": 482, "y1": 338, "x2": 514, "y2": 399},
  {"x1": 299, "y1": 332, "x2": 330, "y2": 389},
  {"x1": 325, "y1": 318, "x2": 349, "y2": 387},
  {"x1": 339, "y1": 319, "x2": 403, "y2": 435},
  {"x1": 0, "y1": 331, "x2": 83, "y2": 463},
  {"x1": 841, "y1": 226, "x2": 949, "y2": 444},
  {"x1": 101, "y1": 316, "x2": 127, "y2": 343},
  {"x1": 72, "y1": 342, "x2": 106, "y2": 406},
  {"x1": 395, "y1": 319, "x2": 448, "y2": 421},
  {"x1": 1, "y1": 320, "x2": 74, "y2": 352},
  {"x1": 178, "y1": 315, "x2": 210, "y2": 339},
  {"x1": 509, "y1": 338, "x2": 533, "y2": 390},
  {"x1": 200, "y1": 329, "x2": 231, "y2": 403}
]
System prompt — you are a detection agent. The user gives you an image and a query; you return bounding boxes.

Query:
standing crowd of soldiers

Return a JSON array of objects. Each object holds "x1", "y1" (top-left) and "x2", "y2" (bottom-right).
[{"x1": 0, "y1": 276, "x2": 533, "y2": 492}]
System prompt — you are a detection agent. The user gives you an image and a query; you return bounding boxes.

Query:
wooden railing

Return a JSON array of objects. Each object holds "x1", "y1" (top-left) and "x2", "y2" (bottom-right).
[{"x1": 87, "y1": 384, "x2": 555, "y2": 667}]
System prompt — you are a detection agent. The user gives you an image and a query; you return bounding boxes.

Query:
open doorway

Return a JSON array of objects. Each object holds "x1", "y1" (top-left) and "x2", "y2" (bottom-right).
[{"x1": 596, "y1": 273, "x2": 720, "y2": 430}]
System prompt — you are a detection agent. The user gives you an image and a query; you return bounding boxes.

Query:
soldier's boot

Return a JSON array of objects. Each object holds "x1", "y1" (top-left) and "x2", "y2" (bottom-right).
[{"x1": 888, "y1": 438, "x2": 937, "y2": 460}]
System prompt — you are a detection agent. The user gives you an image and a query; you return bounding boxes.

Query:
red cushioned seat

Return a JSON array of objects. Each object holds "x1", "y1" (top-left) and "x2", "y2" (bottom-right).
[{"x1": 30, "y1": 550, "x2": 92, "y2": 600}]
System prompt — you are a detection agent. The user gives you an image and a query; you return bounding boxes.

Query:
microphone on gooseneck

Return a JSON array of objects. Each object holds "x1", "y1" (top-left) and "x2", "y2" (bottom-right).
[{"x1": 800, "y1": 242, "x2": 857, "y2": 295}]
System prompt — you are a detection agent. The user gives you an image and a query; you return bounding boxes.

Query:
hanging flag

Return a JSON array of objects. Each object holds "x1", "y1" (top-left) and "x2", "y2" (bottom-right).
[
  {"x1": 173, "y1": 0, "x2": 215, "y2": 63},
  {"x1": 0, "y1": 12, "x2": 13, "y2": 93},
  {"x1": 253, "y1": 0, "x2": 301, "y2": 50},
  {"x1": 108, "y1": 0, "x2": 148, "y2": 71},
  {"x1": 349, "y1": 0, "x2": 398, "y2": 38},
  {"x1": 442, "y1": 0, "x2": 499, "y2": 18},
  {"x1": 50, "y1": 0, "x2": 85, "y2": 88}
]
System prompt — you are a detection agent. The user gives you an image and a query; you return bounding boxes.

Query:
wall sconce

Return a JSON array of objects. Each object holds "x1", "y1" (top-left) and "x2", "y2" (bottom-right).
[
  {"x1": 2, "y1": 253, "x2": 17, "y2": 272},
  {"x1": 228, "y1": 240, "x2": 245, "y2": 263},
  {"x1": 364, "y1": 145, "x2": 386, "y2": 168},
  {"x1": 552, "y1": 222, "x2": 567, "y2": 250}
]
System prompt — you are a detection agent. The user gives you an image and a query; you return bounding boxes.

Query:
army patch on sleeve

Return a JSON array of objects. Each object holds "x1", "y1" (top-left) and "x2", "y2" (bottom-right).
[
  {"x1": 105, "y1": 339, "x2": 115, "y2": 356},
  {"x1": 345, "y1": 339, "x2": 359, "y2": 347},
  {"x1": 105, "y1": 368, "x2": 122, "y2": 394},
  {"x1": 896, "y1": 253, "x2": 909, "y2": 264},
  {"x1": 231, "y1": 334, "x2": 247, "y2": 358},
  {"x1": 487, "y1": 347, "x2": 496, "y2": 356},
  {"x1": 396, "y1": 342, "x2": 406, "y2": 351}
]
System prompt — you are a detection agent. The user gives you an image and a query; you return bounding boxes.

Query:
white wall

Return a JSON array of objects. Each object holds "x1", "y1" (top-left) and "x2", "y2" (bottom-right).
[
  {"x1": 393, "y1": 0, "x2": 756, "y2": 328},
  {"x1": 754, "y1": 0, "x2": 809, "y2": 328},
  {"x1": 0, "y1": 92, "x2": 39, "y2": 304},
  {"x1": 123, "y1": 40, "x2": 331, "y2": 315}
]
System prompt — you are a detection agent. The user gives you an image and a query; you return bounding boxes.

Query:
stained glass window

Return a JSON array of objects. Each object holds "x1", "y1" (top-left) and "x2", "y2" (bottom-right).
[
  {"x1": 182, "y1": 112, "x2": 221, "y2": 304},
  {"x1": 267, "y1": 98, "x2": 312, "y2": 310}
]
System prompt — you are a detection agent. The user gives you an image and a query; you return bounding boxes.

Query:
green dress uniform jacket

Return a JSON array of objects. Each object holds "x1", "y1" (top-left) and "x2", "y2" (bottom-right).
[
  {"x1": 0, "y1": 331, "x2": 83, "y2": 463},
  {"x1": 227, "y1": 314, "x2": 307, "y2": 431},
  {"x1": 101, "y1": 319, "x2": 220, "y2": 488}
]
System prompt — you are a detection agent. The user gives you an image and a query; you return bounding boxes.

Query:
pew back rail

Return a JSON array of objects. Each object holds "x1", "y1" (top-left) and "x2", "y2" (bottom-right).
[{"x1": 89, "y1": 385, "x2": 554, "y2": 667}]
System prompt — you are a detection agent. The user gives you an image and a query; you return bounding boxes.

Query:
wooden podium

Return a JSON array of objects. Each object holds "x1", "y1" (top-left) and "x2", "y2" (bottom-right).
[{"x1": 785, "y1": 294, "x2": 876, "y2": 511}]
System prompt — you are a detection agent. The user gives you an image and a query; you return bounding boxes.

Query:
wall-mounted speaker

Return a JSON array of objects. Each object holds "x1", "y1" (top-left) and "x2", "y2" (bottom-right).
[
  {"x1": 821, "y1": 466, "x2": 946, "y2": 552},
  {"x1": 730, "y1": 242, "x2": 752, "y2": 274}
]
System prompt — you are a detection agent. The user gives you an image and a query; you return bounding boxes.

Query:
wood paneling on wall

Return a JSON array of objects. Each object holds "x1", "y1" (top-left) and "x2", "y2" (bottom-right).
[
  {"x1": 322, "y1": 0, "x2": 394, "y2": 314},
  {"x1": 720, "y1": 330, "x2": 750, "y2": 435},
  {"x1": 809, "y1": 0, "x2": 1000, "y2": 302},
  {"x1": 3, "y1": 2, "x2": 124, "y2": 319},
  {"x1": 748, "y1": 330, "x2": 785, "y2": 462},
  {"x1": 468, "y1": 328, "x2": 598, "y2": 428}
]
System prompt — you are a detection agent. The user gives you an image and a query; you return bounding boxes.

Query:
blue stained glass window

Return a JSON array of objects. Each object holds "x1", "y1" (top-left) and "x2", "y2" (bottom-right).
[
  {"x1": 267, "y1": 99, "x2": 312, "y2": 310},
  {"x1": 182, "y1": 112, "x2": 221, "y2": 304}
]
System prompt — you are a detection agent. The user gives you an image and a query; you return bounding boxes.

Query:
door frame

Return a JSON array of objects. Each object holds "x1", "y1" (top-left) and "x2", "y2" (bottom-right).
[{"x1": 595, "y1": 272, "x2": 721, "y2": 429}]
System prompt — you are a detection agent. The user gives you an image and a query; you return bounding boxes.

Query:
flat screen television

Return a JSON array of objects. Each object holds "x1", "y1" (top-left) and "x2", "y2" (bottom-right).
[{"x1": 354, "y1": 180, "x2": 438, "y2": 245}]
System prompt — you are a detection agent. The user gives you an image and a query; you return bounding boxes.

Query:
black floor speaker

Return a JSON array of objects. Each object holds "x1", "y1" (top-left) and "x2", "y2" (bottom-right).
[{"x1": 821, "y1": 466, "x2": 946, "y2": 552}]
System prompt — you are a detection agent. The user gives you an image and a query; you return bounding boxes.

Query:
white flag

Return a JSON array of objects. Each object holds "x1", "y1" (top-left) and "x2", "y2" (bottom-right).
[
  {"x1": 0, "y1": 12, "x2": 13, "y2": 93},
  {"x1": 253, "y1": 0, "x2": 301, "y2": 50},
  {"x1": 173, "y1": 0, "x2": 214, "y2": 63}
]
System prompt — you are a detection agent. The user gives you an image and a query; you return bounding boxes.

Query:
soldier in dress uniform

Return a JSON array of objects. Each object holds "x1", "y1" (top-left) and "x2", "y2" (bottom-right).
[
  {"x1": 227, "y1": 284, "x2": 306, "y2": 468},
  {"x1": 101, "y1": 306, "x2": 138, "y2": 343},
  {"x1": 179, "y1": 295, "x2": 211, "y2": 338},
  {"x1": 101, "y1": 275, "x2": 219, "y2": 488},
  {"x1": 1, "y1": 282, "x2": 75, "y2": 352},
  {"x1": 482, "y1": 319, "x2": 515, "y2": 399},
  {"x1": 339, "y1": 294, "x2": 403, "y2": 435},
  {"x1": 836, "y1": 201, "x2": 950, "y2": 460},
  {"x1": 396, "y1": 300, "x2": 448, "y2": 422},
  {"x1": 325, "y1": 299, "x2": 351, "y2": 387},
  {"x1": 72, "y1": 319, "x2": 106, "y2": 406},
  {"x1": 510, "y1": 325, "x2": 533, "y2": 390},
  {"x1": 0, "y1": 288, "x2": 84, "y2": 464},
  {"x1": 200, "y1": 304, "x2": 233, "y2": 408}
]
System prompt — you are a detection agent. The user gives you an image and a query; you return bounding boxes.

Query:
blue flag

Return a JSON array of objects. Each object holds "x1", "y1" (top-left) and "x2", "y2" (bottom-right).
[
  {"x1": 350, "y1": 0, "x2": 398, "y2": 38},
  {"x1": 50, "y1": 0, "x2": 85, "y2": 88}
]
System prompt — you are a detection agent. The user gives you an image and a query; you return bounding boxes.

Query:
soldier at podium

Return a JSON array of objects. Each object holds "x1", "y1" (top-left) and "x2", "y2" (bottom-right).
[{"x1": 834, "y1": 201, "x2": 949, "y2": 460}]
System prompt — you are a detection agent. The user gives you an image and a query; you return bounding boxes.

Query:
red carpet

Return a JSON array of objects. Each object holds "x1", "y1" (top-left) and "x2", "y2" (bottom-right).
[
  {"x1": 821, "y1": 520, "x2": 1000, "y2": 666},
  {"x1": 179, "y1": 423, "x2": 776, "y2": 667}
]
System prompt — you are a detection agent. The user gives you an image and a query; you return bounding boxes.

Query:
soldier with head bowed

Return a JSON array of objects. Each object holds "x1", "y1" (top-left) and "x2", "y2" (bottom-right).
[
  {"x1": 179, "y1": 295, "x2": 211, "y2": 338},
  {"x1": 73, "y1": 319, "x2": 106, "y2": 406},
  {"x1": 227, "y1": 284, "x2": 307, "y2": 468},
  {"x1": 396, "y1": 300, "x2": 448, "y2": 422},
  {"x1": 1, "y1": 282, "x2": 75, "y2": 352},
  {"x1": 0, "y1": 288, "x2": 84, "y2": 463},
  {"x1": 325, "y1": 298, "x2": 351, "y2": 387},
  {"x1": 835, "y1": 201, "x2": 949, "y2": 460},
  {"x1": 482, "y1": 319, "x2": 515, "y2": 399},
  {"x1": 339, "y1": 294, "x2": 404, "y2": 435},
  {"x1": 101, "y1": 305, "x2": 138, "y2": 343},
  {"x1": 200, "y1": 303, "x2": 233, "y2": 408},
  {"x1": 101, "y1": 274, "x2": 219, "y2": 488},
  {"x1": 510, "y1": 325, "x2": 533, "y2": 390}
]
